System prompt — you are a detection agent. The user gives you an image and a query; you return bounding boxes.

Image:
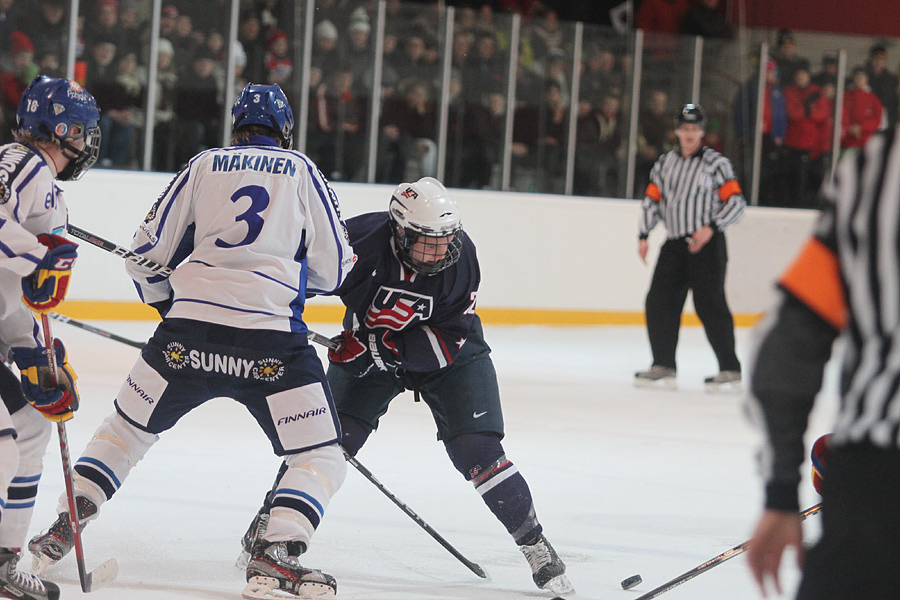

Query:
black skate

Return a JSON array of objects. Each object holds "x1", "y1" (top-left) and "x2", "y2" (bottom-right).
[
  {"x1": 236, "y1": 505, "x2": 270, "y2": 569},
  {"x1": 244, "y1": 540, "x2": 336, "y2": 599},
  {"x1": 0, "y1": 548, "x2": 60, "y2": 600},
  {"x1": 634, "y1": 365, "x2": 677, "y2": 389},
  {"x1": 518, "y1": 534, "x2": 574, "y2": 596},
  {"x1": 29, "y1": 496, "x2": 98, "y2": 573},
  {"x1": 704, "y1": 370, "x2": 742, "y2": 393}
]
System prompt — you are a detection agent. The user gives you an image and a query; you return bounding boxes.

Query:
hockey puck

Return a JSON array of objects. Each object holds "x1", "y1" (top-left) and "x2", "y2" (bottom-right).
[{"x1": 621, "y1": 573, "x2": 642, "y2": 590}]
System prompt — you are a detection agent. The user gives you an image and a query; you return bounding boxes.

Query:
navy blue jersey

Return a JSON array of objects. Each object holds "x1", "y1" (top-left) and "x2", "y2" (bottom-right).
[{"x1": 336, "y1": 212, "x2": 479, "y2": 372}]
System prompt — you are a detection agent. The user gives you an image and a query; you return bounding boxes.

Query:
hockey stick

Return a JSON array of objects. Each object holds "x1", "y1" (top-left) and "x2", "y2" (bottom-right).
[
  {"x1": 48, "y1": 313, "x2": 145, "y2": 349},
  {"x1": 632, "y1": 503, "x2": 822, "y2": 600},
  {"x1": 66, "y1": 224, "x2": 337, "y2": 350},
  {"x1": 39, "y1": 314, "x2": 118, "y2": 592},
  {"x1": 344, "y1": 450, "x2": 489, "y2": 579}
]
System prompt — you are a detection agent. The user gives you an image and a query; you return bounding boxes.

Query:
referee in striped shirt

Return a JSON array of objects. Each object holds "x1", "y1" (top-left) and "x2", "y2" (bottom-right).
[
  {"x1": 747, "y1": 127, "x2": 900, "y2": 598},
  {"x1": 635, "y1": 104, "x2": 746, "y2": 389}
]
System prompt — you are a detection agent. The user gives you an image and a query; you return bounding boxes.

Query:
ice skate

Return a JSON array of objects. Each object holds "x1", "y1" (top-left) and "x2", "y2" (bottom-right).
[
  {"x1": 519, "y1": 534, "x2": 575, "y2": 596},
  {"x1": 29, "y1": 496, "x2": 97, "y2": 573},
  {"x1": 236, "y1": 505, "x2": 270, "y2": 569},
  {"x1": 704, "y1": 370, "x2": 742, "y2": 393},
  {"x1": 0, "y1": 548, "x2": 60, "y2": 600},
  {"x1": 634, "y1": 365, "x2": 677, "y2": 389},
  {"x1": 243, "y1": 539, "x2": 336, "y2": 599}
]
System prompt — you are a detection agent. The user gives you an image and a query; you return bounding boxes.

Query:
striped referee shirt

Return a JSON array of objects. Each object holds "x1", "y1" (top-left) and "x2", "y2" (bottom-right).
[
  {"x1": 748, "y1": 127, "x2": 900, "y2": 510},
  {"x1": 638, "y1": 146, "x2": 745, "y2": 239}
]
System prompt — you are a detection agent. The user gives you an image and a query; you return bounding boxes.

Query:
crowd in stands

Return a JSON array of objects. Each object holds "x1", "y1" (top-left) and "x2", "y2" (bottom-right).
[{"x1": 0, "y1": 0, "x2": 896, "y2": 206}]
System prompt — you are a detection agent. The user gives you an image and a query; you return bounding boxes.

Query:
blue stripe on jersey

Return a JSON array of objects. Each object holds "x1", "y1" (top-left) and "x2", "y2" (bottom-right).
[
  {"x1": 0, "y1": 219, "x2": 41, "y2": 263},
  {"x1": 172, "y1": 297, "x2": 278, "y2": 316},
  {"x1": 299, "y1": 156, "x2": 344, "y2": 292},
  {"x1": 188, "y1": 259, "x2": 301, "y2": 293},
  {"x1": 76, "y1": 456, "x2": 122, "y2": 487},
  {"x1": 6, "y1": 500, "x2": 35, "y2": 509},
  {"x1": 134, "y1": 165, "x2": 194, "y2": 255},
  {"x1": 12, "y1": 161, "x2": 44, "y2": 222},
  {"x1": 0, "y1": 427, "x2": 16, "y2": 439},
  {"x1": 289, "y1": 255, "x2": 308, "y2": 334},
  {"x1": 11, "y1": 474, "x2": 41, "y2": 484}
]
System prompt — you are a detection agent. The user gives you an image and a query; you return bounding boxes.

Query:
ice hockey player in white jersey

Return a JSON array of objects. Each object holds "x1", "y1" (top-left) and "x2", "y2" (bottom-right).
[
  {"x1": 0, "y1": 76, "x2": 100, "y2": 600},
  {"x1": 29, "y1": 83, "x2": 356, "y2": 600}
]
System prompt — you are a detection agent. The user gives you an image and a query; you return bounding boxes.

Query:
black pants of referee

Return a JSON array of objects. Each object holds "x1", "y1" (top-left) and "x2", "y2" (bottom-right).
[
  {"x1": 796, "y1": 444, "x2": 900, "y2": 599},
  {"x1": 645, "y1": 232, "x2": 740, "y2": 372}
]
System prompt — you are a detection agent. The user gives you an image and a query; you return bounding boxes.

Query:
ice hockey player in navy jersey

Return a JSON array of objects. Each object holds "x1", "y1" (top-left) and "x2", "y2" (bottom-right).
[
  {"x1": 29, "y1": 83, "x2": 356, "y2": 600},
  {"x1": 240, "y1": 177, "x2": 575, "y2": 596},
  {"x1": 0, "y1": 75, "x2": 100, "y2": 600}
]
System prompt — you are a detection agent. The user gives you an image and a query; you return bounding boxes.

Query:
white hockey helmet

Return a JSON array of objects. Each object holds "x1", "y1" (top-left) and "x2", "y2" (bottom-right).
[{"x1": 389, "y1": 177, "x2": 463, "y2": 275}]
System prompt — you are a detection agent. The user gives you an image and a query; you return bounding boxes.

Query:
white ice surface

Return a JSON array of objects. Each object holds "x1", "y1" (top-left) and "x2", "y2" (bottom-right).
[{"x1": 26, "y1": 321, "x2": 840, "y2": 600}]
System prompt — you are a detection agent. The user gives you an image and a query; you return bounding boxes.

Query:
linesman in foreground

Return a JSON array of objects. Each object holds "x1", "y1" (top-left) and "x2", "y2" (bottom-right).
[
  {"x1": 635, "y1": 103, "x2": 746, "y2": 390},
  {"x1": 746, "y1": 127, "x2": 900, "y2": 597}
]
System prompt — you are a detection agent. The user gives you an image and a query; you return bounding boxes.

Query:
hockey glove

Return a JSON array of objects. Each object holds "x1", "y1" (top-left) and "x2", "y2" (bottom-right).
[
  {"x1": 9, "y1": 340, "x2": 80, "y2": 422},
  {"x1": 327, "y1": 330, "x2": 374, "y2": 376},
  {"x1": 810, "y1": 433, "x2": 831, "y2": 495},
  {"x1": 363, "y1": 328, "x2": 400, "y2": 373},
  {"x1": 22, "y1": 234, "x2": 78, "y2": 313}
]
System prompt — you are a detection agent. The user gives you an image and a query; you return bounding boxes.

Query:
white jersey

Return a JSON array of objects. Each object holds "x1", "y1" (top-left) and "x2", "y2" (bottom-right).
[
  {"x1": 128, "y1": 140, "x2": 356, "y2": 332},
  {"x1": 0, "y1": 143, "x2": 67, "y2": 355}
]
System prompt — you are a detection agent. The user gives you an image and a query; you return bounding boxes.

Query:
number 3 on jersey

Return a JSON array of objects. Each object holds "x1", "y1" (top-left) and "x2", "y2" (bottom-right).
[{"x1": 215, "y1": 184, "x2": 269, "y2": 249}]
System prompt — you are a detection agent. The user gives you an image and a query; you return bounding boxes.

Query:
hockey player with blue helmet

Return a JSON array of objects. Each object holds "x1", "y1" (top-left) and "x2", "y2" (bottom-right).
[
  {"x1": 30, "y1": 82, "x2": 355, "y2": 600},
  {"x1": 0, "y1": 76, "x2": 100, "y2": 600}
]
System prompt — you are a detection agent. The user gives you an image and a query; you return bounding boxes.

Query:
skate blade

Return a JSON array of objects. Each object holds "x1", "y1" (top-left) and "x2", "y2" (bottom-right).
[
  {"x1": 705, "y1": 382, "x2": 743, "y2": 394},
  {"x1": 542, "y1": 573, "x2": 575, "y2": 596},
  {"x1": 634, "y1": 377, "x2": 676, "y2": 390},
  {"x1": 242, "y1": 576, "x2": 336, "y2": 600},
  {"x1": 31, "y1": 553, "x2": 55, "y2": 575}
]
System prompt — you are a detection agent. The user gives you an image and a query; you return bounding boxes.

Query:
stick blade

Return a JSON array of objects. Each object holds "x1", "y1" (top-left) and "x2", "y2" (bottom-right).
[{"x1": 82, "y1": 558, "x2": 118, "y2": 592}]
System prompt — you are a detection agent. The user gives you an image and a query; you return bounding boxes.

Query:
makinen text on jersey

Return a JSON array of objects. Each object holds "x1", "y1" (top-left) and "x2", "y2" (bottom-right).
[{"x1": 211, "y1": 152, "x2": 298, "y2": 176}]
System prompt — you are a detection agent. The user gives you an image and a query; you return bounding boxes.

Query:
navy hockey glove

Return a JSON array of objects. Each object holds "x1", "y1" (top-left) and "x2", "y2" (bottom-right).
[
  {"x1": 9, "y1": 340, "x2": 80, "y2": 422},
  {"x1": 22, "y1": 234, "x2": 78, "y2": 313},
  {"x1": 328, "y1": 330, "x2": 373, "y2": 376}
]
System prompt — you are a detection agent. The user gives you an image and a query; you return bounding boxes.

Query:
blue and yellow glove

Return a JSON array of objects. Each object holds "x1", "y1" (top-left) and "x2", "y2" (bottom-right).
[
  {"x1": 22, "y1": 233, "x2": 78, "y2": 313},
  {"x1": 9, "y1": 340, "x2": 79, "y2": 422}
]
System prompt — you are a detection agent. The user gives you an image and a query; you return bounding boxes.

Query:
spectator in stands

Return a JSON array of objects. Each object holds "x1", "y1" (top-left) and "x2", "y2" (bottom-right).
[
  {"x1": 265, "y1": 29, "x2": 292, "y2": 88},
  {"x1": 865, "y1": 44, "x2": 899, "y2": 128},
  {"x1": 172, "y1": 13, "x2": 199, "y2": 74},
  {"x1": 581, "y1": 45, "x2": 624, "y2": 105},
  {"x1": 733, "y1": 58, "x2": 787, "y2": 206},
  {"x1": 311, "y1": 20, "x2": 340, "y2": 73},
  {"x1": 784, "y1": 66, "x2": 829, "y2": 207},
  {"x1": 636, "y1": 89, "x2": 676, "y2": 196},
  {"x1": 0, "y1": 31, "x2": 36, "y2": 144},
  {"x1": 396, "y1": 31, "x2": 438, "y2": 91},
  {"x1": 810, "y1": 79, "x2": 836, "y2": 204},
  {"x1": 530, "y1": 6, "x2": 564, "y2": 60},
  {"x1": 841, "y1": 67, "x2": 883, "y2": 151},
  {"x1": 36, "y1": 49, "x2": 63, "y2": 78},
  {"x1": 310, "y1": 66, "x2": 367, "y2": 182},
  {"x1": 96, "y1": 51, "x2": 144, "y2": 169},
  {"x1": 238, "y1": 9, "x2": 266, "y2": 83},
  {"x1": 19, "y1": 0, "x2": 66, "y2": 59},
  {"x1": 159, "y1": 4, "x2": 178, "y2": 42},
  {"x1": 345, "y1": 15, "x2": 372, "y2": 91},
  {"x1": 378, "y1": 80, "x2": 438, "y2": 183},
  {"x1": 773, "y1": 29, "x2": 810, "y2": 88},
  {"x1": 463, "y1": 31, "x2": 505, "y2": 103},
  {"x1": 173, "y1": 48, "x2": 221, "y2": 167},
  {"x1": 543, "y1": 49, "x2": 570, "y2": 106},
  {"x1": 152, "y1": 37, "x2": 178, "y2": 172},
  {"x1": 510, "y1": 81, "x2": 567, "y2": 193},
  {"x1": 85, "y1": 0, "x2": 123, "y2": 55},
  {"x1": 0, "y1": 0, "x2": 20, "y2": 56},
  {"x1": 595, "y1": 93, "x2": 624, "y2": 195},
  {"x1": 680, "y1": 0, "x2": 733, "y2": 39},
  {"x1": 117, "y1": 2, "x2": 143, "y2": 59},
  {"x1": 811, "y1": 53, "x2": 838, "y2": 88}
]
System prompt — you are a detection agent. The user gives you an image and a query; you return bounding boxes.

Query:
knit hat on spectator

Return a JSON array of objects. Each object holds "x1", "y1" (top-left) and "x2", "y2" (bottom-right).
[
  {"x1": 97, "y1": 0, "x2": 118, "y2": 11},
  {"x1": 157, "y1": 38, "x2": 174, "y2": 56},
  {"x1": 315, "y1": 20, "x2": 338, "y2": 41},
  {"x1": 10, "y1": 31, "x2": 34, "y2": 56},
  {"x1": 268, "y1": 30, "x2": 288, "y2": 51},
  {"x1": 349, "y1": 19, "x2": 371, "y2": 35},
  {"x1": 162, "y1": 4, "x2": 178, "y2": 19}
]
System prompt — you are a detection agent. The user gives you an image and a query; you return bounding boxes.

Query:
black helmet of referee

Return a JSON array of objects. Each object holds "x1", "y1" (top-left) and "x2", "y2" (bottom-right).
[{"x1": 674, "y1": 103, "x2": 707, "y2": 129}]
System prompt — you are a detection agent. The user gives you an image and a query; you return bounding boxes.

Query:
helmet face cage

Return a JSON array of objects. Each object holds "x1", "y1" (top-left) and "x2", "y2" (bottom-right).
[
  {"x1": 16, "y1": 76, "x2": 101, "y2": 180},
  {"x1": 674, "y1": 103, "x2": 707, "y2": 130},
  {"x1": 231, "y1": 83, "x2": 294, "y2": 149},
  {"x1": 393, "y1": 223, "x2": 464, "y2": 275}
]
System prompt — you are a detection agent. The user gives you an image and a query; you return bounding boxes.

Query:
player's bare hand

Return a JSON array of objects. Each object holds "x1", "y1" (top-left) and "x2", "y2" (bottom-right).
[
  {"x1": 688, "y1": 225, "x2": 714, "y2": 254},
  {"x1": 638, "y1": 239, "x2": 649, "y2": 264},
  {"x1": 746, "y1": 509, "x2": 803, "y2": 598}
]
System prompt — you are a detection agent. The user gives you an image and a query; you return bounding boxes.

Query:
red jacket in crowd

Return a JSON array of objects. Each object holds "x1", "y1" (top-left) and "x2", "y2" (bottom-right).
[
  {"x1": 784, "y1": 83, "x2": 831, "y2": 152},
  {"x1": 842, "y1": 87, "x2": 883, "y2": 149}
]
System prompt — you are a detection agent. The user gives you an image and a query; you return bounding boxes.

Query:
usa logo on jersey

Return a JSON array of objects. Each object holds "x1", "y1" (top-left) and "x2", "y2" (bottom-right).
[{"x1": 364, "y1": 286, "x2": 433, "y2": 330}]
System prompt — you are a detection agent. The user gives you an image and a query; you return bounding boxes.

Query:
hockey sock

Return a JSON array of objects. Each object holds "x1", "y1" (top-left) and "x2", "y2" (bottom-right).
[
  {"x1": 0, "y1": 408, "x2": 50, "y2": 548},
  {"x1": 445, "y1": 433, "x2": 542, "y2": 545}
]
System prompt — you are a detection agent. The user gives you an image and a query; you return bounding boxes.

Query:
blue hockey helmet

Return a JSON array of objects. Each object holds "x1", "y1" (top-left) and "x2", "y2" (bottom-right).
[
  {"x1": 16, "y1": 76, "x2": 101, "y2": 181},
  {"x1": 231, "y1": 83, "x2": 294, "y2": 149}
]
